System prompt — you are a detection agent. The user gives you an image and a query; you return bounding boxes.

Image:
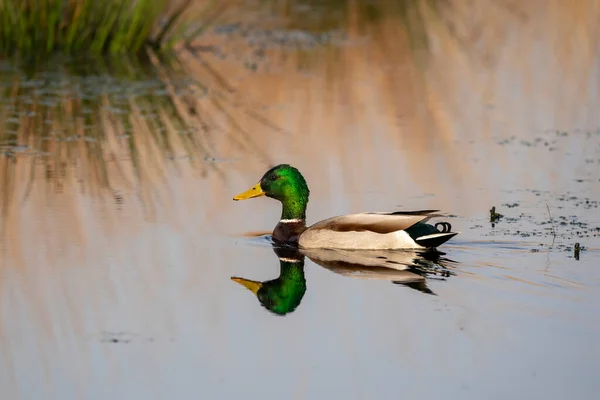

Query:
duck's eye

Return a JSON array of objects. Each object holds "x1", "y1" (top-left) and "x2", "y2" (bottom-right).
[{"x1": 269, "y1": 175, "x2": 278, "y2": 181}]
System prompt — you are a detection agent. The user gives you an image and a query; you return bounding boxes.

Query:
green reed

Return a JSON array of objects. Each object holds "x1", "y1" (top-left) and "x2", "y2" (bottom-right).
[{"x1": 0, "y1": 0, "x2": 197, "y2": 56}]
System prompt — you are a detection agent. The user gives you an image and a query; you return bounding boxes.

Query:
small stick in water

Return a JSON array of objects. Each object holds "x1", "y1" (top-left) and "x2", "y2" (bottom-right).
[
  {"x1": 545, "y1": 202, "x2": 556, "y2": 245},
  {"x1": 489, "y1": 206, "x2": 503, "y2": 227}
]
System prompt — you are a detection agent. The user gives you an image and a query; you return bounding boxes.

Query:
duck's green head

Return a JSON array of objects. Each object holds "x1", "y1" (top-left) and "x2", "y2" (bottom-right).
[
  {"x1": 233, "y1": 164, "x2": 309, "y2": 220},
  {"x1": 231, "y1": 246, "x2": 307, "y2": 316}
]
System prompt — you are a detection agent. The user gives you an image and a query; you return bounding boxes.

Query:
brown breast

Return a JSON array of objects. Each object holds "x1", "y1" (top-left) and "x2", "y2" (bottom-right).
[{"x1": 272, "y1": 220, "x2": 307, "y2": 244}]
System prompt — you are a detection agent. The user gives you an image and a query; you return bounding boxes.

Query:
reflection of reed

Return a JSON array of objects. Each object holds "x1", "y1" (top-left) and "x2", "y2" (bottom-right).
[
  {"x1": 0, "y1": 54, "x2": 278, "y2": 216},
  {"x1": 190, "y1": 0, "x2": 600, "y2": 212}
]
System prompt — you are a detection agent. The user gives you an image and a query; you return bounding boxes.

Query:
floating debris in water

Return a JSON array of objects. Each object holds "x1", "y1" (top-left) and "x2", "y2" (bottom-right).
[
  {"x1": 100, "y1": 331, "x2": 135, "y2": 344},
  {"x1": 490, "y1": 206, "x2": 503, "y2": 227},
  {"x1": 99, "y1": 331, "x2": 166, "y2": 344},
  {"x1": 113, "y1": 191, "x2": 124, "y2": 206}
]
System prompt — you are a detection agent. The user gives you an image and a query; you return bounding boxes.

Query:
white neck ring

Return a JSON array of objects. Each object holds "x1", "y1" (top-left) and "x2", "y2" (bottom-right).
[{"x1": 279, "y1": 257, "x2": 302, "y2": 263}]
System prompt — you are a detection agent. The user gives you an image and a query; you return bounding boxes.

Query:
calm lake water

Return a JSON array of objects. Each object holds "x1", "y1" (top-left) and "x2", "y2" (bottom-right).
[{"x1": 1, "y1": 2, "x2": 599, "y2": 399}]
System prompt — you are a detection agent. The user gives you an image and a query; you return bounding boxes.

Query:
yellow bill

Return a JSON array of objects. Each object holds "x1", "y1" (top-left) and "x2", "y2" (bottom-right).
[
  {"x1": 231, "y1": 277, "x2": 263, "y2": 294},
  {"x1": 233, "y1": 183, "x2": 265, "y2": 201}
]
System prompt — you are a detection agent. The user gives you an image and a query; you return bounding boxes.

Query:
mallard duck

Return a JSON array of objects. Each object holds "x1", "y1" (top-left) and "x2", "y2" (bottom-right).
[{"x1": 233, "y1": 164, "x2": 458, "y2": 249}]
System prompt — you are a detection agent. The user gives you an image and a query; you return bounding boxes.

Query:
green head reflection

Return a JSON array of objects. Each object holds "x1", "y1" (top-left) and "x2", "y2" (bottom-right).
[{"x1": 231, "y1": 246, "x2": 306, "y2": 316}]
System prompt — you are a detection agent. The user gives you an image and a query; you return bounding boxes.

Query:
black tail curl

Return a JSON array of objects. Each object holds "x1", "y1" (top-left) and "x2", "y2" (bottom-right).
[{"x1": 435, "y1": 222, "x2": 452, "y2": 233}]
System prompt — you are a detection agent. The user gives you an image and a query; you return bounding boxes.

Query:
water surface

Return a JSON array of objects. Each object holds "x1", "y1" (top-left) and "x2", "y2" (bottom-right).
[{"x1": 1, "y1": 2, "x2": 599, "y2": 399}]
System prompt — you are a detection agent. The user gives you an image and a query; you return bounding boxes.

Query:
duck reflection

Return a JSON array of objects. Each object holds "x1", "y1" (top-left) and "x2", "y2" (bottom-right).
[
  {"x1": 303, "y1": 248, "x2": 455, "y2": 296},
  {"x1": 231, "y1": 246, "x2": 307, "y2": 316},
  {"x1": 231, "y1": 244, "x2": 456, "y2": 315}
]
